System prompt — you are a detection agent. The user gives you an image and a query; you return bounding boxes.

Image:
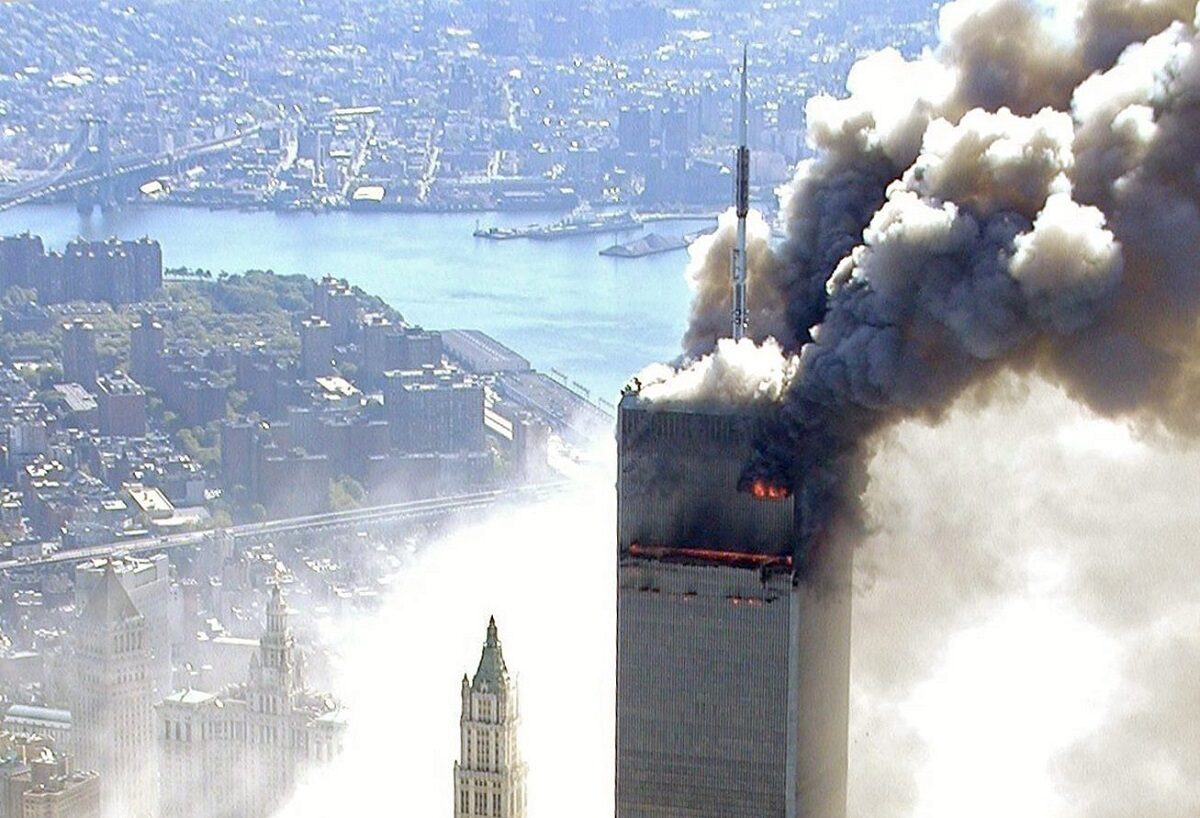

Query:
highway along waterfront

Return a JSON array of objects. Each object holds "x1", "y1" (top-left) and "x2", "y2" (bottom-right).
[{"x1": 0, "y1": 204, "x2": 712, "y2": 399}]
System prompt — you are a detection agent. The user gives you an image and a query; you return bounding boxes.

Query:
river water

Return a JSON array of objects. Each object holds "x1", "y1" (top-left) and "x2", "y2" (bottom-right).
[{"x1": 0, "y1": 205, "x2": 708, "y2": 400}]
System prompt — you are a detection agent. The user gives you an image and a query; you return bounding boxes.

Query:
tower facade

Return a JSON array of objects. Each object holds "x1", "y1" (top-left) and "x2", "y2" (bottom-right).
[
  {"x1": 299, "y1": 316, "x2": 334, "y2": 378},
  {"x1": 71, "y1": 564, "x2": 155, "y2": 818},
  {"x1": 60, "y1": 319, "x2": 97, "y2": 387},
  {"x1": 615, "y1": 395, "x2": 852, "y2": 818},
  {"x1": 454, "y1": 617, "x2": 526, "y2": 818},
  {"x1": 75, "y1": 555, "x2": 172, "y2": 702},
  {"x1": 129, "y1": 312, "x2": 164, "y2": 386}
]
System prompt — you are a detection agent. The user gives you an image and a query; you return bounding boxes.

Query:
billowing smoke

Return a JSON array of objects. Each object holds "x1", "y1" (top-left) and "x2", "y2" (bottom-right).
[
  {"x1": 682, "y1": 210, "x2": 795, "y2": 352},
  {"x1": 633, "y1": 336, "x2": 798, "y2": 407},
  {"x1": 637, "y1": 0, "x2": 1200, "y2": 811},
  {"x1": 669, "y1": 0, "x2": 1200, "y2": 544},
  {"x1": 848, "y1": 377, "x2": 1200, "y2": 817}
]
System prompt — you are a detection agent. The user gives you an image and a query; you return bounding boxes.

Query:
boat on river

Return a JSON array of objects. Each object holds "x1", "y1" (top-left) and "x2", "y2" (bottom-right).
[{"x1": 473, "y1": 206, "x2": 642, "y2": 241}]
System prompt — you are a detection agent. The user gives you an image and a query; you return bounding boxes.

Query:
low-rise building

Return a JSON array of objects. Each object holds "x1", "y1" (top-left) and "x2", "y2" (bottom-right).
[
  {"x1": 1, "y1": 708, "x2": 70, "y2": 750},
  {"x1": 0, "y1": 733, "x2": 100, "y2": 818},
  {"x1": 51, "y1": 386, "x2": 97, "y2": 431},
  {"x1": 122, "y1": 484, "x2": 173, "y2": 521}
]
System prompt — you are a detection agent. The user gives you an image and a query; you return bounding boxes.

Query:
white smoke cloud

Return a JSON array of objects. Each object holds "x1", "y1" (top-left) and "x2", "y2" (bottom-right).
[
  {"x1": 807, "y1": 49, "x2": 953, "y2": 165},
  {"x1": 1010, "y1": 191, "x2": 1123, "y2": 333},
  {"x1": 850, "y1": 375, "x2": 1200, "y2": 818},
  {"x1": 904, "y1": 107, "x2": 1075, "y2": 216},
  {"x1": 829, "y1": 190, "x2": 969, "y2": 300},
  {"x1": 1071, "y1": 24, "x2": 1188, "y2": 197},
  {"x1": 633, "y1": 337, "x2": 799, "y2": 408},
  {"x1": 1071, "y1": 24, "x2": 1188, "y2": 123},
  {"x1": 270, "y1": 477, "x2": 615, "y2": 818}
]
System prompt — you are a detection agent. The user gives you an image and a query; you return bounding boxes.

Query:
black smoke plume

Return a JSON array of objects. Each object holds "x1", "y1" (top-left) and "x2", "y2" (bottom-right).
[{"x1": 660, "y1": 0, "x2": 1200, "y2": 550}]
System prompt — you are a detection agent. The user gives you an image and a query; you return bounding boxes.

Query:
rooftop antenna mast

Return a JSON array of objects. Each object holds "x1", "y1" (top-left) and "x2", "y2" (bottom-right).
[{"x1": 731, "y1": 45, "x2": 750, "y2": 341}]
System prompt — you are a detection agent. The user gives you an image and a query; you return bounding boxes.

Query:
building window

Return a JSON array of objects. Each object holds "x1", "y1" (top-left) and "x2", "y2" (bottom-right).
[
  {"x1": 492, "y1": 792, "x2": 501, "y2": 817},
  {"x1": 460, "y1": 790, "x2": 469, "y2": 814}
]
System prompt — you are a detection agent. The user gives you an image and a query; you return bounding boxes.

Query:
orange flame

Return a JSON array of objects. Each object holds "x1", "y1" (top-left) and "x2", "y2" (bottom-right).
[
  {"x1": 749, "y1": 479, "x2": 791, "y2": 500},
  {"x1": 628, "y1": 542, "x2": 793, "y2": 569}
]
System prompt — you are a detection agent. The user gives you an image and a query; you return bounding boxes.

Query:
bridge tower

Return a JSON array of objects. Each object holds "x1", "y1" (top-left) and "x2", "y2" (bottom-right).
[{"x1": 76, "y1": 115, "x2": 116, "y2": 214}]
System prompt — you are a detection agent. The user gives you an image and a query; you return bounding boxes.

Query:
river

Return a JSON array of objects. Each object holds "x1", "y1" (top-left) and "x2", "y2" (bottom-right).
[{"x1": 0, "y1": 205, "x2": 709, "y2": 401}]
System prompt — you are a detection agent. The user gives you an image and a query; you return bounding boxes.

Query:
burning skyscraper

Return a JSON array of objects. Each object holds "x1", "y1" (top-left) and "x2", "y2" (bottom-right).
[
  {"x1": 616, "y1": 0, "x2": 1200, "y2": 811},
  {"x1": 615, "y1": 393, "x2": 852, "y2": 818},
  {"x1": 615, "y1": 51, "x2": 852, "y2": 818}
]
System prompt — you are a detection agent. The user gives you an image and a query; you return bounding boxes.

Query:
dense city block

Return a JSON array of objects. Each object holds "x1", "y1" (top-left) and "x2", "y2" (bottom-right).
[
  {"x1": 0, "y1": 227, "x2": 603, "y2": 815},
  {"x1": 0, "y1": 0, "x2": 937, "y2": 213}
]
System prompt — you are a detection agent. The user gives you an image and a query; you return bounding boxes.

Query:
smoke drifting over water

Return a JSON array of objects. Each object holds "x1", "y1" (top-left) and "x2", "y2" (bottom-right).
[{"x1": 672, "y1": 0, "x2": 1200, "y2": 538}]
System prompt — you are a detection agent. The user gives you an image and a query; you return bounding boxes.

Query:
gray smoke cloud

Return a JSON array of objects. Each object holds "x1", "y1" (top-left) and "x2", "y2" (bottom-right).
[
  {"x1": 682, "y1": 210, "x2": 794, "y2": 353},
  {"x1": 652, "y1": 0, "x2": 1200, "y2": 811},
  {"x1": 674, "y1": 0, "x2": 1200, "y2": 530}
]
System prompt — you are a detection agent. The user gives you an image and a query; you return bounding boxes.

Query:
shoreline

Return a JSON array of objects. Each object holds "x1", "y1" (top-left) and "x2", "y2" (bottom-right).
[{"x1": 9, "y1": 196, "x2": 727, "y2": 222}]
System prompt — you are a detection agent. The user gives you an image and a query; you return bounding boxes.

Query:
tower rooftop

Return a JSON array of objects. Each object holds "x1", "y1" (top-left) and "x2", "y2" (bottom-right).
[
  {"x1": 81, "y1": 562, "x2": 141, "y2": 624},
  {"x1": 471, "y1": 615, "x2": 509, "y2": 693}
]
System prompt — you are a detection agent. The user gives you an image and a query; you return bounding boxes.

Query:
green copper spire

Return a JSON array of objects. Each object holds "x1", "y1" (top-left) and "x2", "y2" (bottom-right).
[{"x1": 471, "y1": 615, "x2": 509, "y2": 693}]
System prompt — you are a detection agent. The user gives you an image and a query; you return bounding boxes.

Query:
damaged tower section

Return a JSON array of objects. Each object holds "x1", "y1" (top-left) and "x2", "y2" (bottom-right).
[{"x1": 615, "y1": 392, "x2": 852, "y2": 818}]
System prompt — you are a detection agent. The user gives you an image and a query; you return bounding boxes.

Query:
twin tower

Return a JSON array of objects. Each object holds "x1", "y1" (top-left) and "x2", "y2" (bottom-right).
[
  {"x1": 614, "y1": 47, "x2": 853, "y2": 818},
  {"x1": 457, "y1": 48, "x2": 852, "y2": 818},
  {"x1": 615, "y1": 397, "x2": 853, "y2": 818}
]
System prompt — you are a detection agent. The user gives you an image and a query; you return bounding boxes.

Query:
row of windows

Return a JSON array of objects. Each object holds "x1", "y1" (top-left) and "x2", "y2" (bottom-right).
[
  {"x1": 112, "y1": 631, "x2": 145, "y2": 653},
  {"x1": 164, "y1": 719, "x2": 249, "y2": 742},
  {"x1": 620, "y1": 411, "x2": 746, "y2": 443},
  {"x1": 459, "y1": 788, "x2": 504, "y2": 817},
  {"x1": 162, "y1": 717, "x2": 338, "y2": 753},
  {"x1": 464, "y1": 729, "x2": 510, "y2": 771},
  {"x1": 256, "y1": 694, "x2": 285, "y2": 715}
]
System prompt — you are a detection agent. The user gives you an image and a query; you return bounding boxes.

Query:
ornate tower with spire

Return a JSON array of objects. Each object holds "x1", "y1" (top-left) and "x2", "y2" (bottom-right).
[
  {"x1": 454, "y1": 617, "x2": 527, "y2": 818},
  {"x1": 157, "y1": 580, "x2": 343, "y2": 818},
  {"x1": 247, "y1": 581, "x2": 305, "y2": 705}
]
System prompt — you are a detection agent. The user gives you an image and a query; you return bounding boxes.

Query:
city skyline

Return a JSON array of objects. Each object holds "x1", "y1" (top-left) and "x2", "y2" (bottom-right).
[
  {"x1": 0, "y1": 0, "x2": 939, "y2": 214},
  {"x1": 1, "y1": 0, "x2": 1199, "y2": 816}
]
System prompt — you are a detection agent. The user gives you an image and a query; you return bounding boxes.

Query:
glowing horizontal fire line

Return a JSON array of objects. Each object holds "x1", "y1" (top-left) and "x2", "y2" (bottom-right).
[{"x1": 628, "y1": 542, "x2": 793, "y2": 568}]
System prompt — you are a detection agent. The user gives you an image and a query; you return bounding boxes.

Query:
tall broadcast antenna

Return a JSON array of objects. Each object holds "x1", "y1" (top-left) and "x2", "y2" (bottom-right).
[{"x1": 731, "y1": 45, "x2": 750, "y2": 341}]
